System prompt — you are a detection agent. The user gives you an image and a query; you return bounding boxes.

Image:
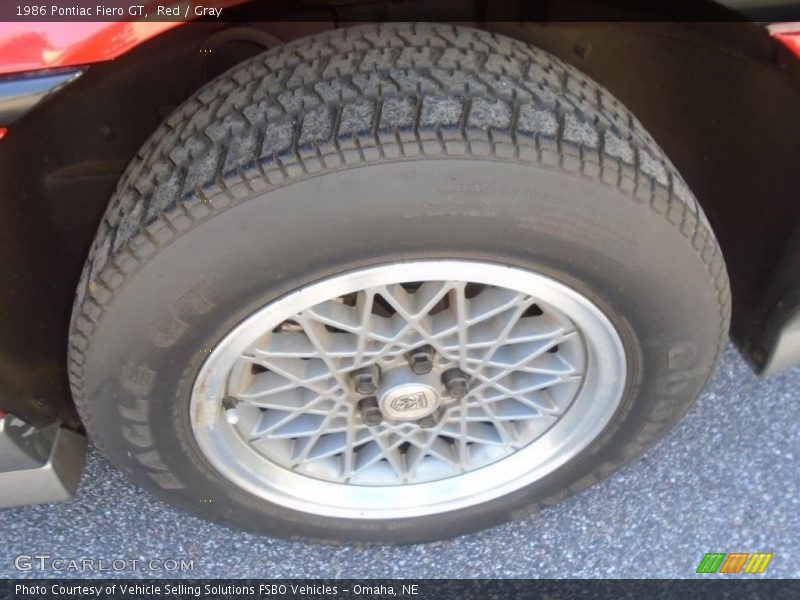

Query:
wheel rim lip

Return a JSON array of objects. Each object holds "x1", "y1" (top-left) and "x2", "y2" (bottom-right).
[{"x1": 190, "y1": 260, "x2": 626, "y2": 519}]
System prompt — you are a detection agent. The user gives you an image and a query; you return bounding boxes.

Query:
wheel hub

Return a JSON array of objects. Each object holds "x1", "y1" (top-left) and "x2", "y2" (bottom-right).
[
  {"x1": 373, "y1": 351, "x2": 466, "y2": 422},
  {"x1": 379, "y1": 377, "x2": 441, "y2": 421}
]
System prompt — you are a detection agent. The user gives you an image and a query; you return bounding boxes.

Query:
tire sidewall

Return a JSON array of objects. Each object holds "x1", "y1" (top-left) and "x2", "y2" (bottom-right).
[{"x1": 81, "y1": 159, "x2": 722, "y2": 542}]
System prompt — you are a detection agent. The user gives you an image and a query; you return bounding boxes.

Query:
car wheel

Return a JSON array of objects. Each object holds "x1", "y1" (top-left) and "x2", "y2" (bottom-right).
[{"x1": 68, "y1": 23, "x2": 730, "y2": 543}]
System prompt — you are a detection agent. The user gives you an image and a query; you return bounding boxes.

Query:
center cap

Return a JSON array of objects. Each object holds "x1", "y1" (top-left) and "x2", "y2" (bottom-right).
[{"x1": 379, "y1": 383, "x2": 440, "y2": 421}]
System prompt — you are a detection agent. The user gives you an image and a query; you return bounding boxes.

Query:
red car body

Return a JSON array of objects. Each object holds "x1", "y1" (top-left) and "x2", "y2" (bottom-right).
[
  {"x1": 0, "y1": 0, "x2": 250, "y2": 76},
  {"x1": 1, "y1": 5, "x2": 799, "y2": 80}
]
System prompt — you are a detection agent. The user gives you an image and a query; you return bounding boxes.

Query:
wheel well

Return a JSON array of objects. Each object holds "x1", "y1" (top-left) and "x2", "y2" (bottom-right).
[
  {"x1": 1, "y1": 4, "x2": 799, "y2": 426},
  {"x1": 492, "y1": 20, "x2": 800, "y2": 367}
]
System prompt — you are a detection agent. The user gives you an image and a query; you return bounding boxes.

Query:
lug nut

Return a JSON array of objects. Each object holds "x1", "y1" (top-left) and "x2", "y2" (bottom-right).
[
  {"x1": 222, "y1": 397, "x2": 240, "y2": 425},
  {"x1": 407, "y1": 345, "x2": 435, "y2": 375},
  {"x1": 358, "y1": 397, "x2": 382, "y2": 426},
  {"x1": 417, "y1": 406, "x2": 446, "y2": 428},
  {"x1": 351, "y1": 364, "x2": 380, "y2": 396},
  {"x1": 417, "y1": 415, "x2": 437, "y2": 428},
  {"x1": 442, "y1": 368, "x2": 470, "y2": 399}
]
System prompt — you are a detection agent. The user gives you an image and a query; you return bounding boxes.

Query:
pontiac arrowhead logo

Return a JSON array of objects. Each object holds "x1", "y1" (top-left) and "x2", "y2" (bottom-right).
[{"x1": 390, "y1": 391, "x2": 428, "y2": 412}]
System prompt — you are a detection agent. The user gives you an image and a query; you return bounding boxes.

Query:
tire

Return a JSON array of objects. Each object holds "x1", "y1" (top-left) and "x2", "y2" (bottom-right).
[{"x1": 68, "y1": 23, "x2": 730, "y2": 543}]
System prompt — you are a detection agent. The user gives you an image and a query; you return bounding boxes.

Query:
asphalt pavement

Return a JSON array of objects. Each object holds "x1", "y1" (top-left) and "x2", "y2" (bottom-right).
[{"x1": 3, "y1": 344, "x2": 799, "y2": 579}]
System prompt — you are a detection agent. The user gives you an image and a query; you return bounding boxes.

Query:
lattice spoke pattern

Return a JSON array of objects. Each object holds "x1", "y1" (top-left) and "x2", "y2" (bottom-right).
[{"x1": 226, "y1": 280, "x2": 587, "y2": 485}]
